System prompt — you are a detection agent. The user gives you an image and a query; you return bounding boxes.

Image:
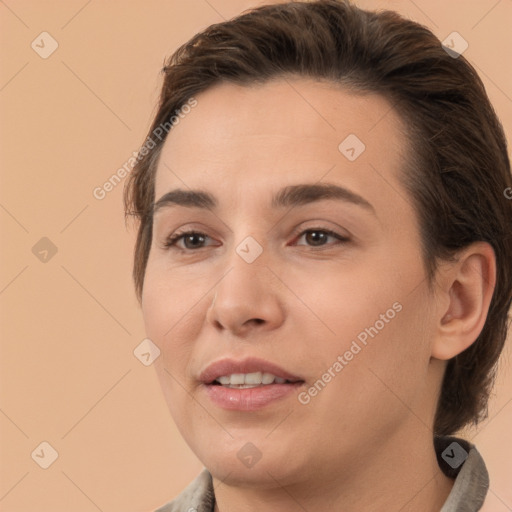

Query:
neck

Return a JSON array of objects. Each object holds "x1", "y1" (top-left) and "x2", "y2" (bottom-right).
[{"x1": 212, "y1": 427, "x2": 454, "y2": 512}]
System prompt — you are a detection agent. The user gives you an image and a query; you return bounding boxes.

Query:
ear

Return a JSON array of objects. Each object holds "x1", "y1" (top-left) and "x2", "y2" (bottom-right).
[{"x1": 431, "y1": 241, "x2": 496, "y2": 361}]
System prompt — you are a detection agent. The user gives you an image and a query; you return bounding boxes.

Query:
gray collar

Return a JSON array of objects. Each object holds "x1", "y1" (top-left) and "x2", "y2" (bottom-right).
[{"x1": 436, "y1": 436, "x2": 489, "y2": 511}]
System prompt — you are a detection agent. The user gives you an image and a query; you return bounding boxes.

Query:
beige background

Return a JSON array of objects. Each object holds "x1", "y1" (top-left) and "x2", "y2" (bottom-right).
[{"x1": 0, "y1": 1, "x2": 511, "y2": 511}]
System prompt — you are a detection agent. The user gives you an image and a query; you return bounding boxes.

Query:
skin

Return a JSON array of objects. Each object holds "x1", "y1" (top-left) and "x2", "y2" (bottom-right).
[{"x1": 141, "y1": 78, "x2": 496, "y2": 511}]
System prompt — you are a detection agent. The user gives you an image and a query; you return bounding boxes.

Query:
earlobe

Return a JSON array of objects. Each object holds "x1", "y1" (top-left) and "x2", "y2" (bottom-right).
[{"x1": 432, "y1": 242, "x2": 496, "y2": 361}]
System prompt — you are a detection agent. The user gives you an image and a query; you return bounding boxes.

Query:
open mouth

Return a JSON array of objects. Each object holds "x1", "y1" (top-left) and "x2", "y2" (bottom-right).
[
  {"x1": 199, "y1": 358, "x2": 305, "y2": 409},
  {"x1": 203, "y1": 373, "x2": 305, "y2": 410},
  {"x1": 210, "y1": 381, "x2": 302, "y2": 389},
  {"x1": 208, "y1": 371, "x2": 304, "y2": 389}
]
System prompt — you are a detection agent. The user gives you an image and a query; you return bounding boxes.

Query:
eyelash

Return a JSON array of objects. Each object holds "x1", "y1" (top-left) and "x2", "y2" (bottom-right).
[{"x1": 163, "y1": 227, "x2": 349, "y2": 251}]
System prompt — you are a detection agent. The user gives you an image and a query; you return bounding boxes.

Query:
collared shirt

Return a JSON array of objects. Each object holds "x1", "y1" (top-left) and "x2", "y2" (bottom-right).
[{"x1": 154, "y1": 436, "x2": 489, "y2": 512}]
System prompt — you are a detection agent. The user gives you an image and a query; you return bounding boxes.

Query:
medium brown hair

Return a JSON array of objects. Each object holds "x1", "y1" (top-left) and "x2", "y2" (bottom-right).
[{"x1": 124, "y1": 0, "x2": 512, "y2": 435}]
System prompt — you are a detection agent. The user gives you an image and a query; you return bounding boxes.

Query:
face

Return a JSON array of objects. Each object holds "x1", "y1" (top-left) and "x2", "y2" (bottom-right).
[{"x1": 142, "y1": 78, "x2": 444, "y2": 486}]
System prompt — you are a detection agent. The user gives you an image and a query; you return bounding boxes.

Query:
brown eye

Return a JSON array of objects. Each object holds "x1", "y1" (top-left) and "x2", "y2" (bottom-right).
[
  {"x1": 164, "y1": 231, "x2": 212, "y2": 250},
  {"x1": 305, "y1": 230, "x2": 329, "y2": 246},
  {"x1": 182, "y1": 233, "x2": 207, "y2": 249},
  {"x1": 295, "y1": 228, "x2": 348, "y2": 247}
]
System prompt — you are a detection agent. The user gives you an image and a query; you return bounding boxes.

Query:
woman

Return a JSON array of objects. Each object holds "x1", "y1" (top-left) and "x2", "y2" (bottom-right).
[{"x1": 124, "y1": 1, "x2": 512, "y2": 510}]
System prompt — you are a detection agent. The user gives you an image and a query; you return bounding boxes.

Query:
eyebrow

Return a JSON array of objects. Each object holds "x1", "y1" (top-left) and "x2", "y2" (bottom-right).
[{"x1": 152, "y1": 182, "x2": 376, "y2": 216}]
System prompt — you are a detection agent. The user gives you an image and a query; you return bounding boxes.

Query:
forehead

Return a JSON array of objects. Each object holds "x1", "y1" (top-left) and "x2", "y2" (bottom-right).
[{"x1": 154, "y1": 78, "x2": 409, "y2": 212}]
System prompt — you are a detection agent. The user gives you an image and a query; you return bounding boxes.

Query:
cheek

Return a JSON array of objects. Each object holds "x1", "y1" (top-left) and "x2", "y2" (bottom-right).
[
  {"x1": 296, "y1": 254, "x2": 432, "y2": 399},
  {"x1": 326, "y1": 289, "x2": 433, "y2": 417},
  {"x1": 141, "y1": 272, "x2": 168, "y2": 341},
  {"x1": 142, "y1": 275, "x2": 198, "y2": 424},
  {"x1": 141, "y1": 266, "x2": 197, "y2": 373},
  {"x1": 142, "y1": 259, "x2": 197, "y2": 336},
  {"x1": 297, "y1": 300, "x2": 433, "y2": 451},
  {"x1": 289, "y1": 259, "x2": 401, "y2": 342}
]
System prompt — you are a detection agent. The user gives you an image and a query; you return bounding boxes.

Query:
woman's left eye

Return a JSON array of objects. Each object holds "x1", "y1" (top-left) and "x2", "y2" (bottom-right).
[{"x1": 293, "y1": 228, "x2": 348, "y2": 247}]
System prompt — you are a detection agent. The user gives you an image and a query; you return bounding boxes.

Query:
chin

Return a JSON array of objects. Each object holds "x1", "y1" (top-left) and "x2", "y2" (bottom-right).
[{"x1": 197, "y1": 439, "x2": 308, "y2": 488}]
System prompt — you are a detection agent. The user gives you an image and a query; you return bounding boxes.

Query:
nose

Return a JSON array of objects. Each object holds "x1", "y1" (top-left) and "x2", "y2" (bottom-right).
[{"x1": 205, "y1": 248, "x2": 286, "y2": 337}]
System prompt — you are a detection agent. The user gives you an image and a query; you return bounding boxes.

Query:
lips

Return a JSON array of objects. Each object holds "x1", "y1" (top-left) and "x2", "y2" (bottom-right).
[{"x1": 198, "y1": 356, "x2": 304, "y2": 385}]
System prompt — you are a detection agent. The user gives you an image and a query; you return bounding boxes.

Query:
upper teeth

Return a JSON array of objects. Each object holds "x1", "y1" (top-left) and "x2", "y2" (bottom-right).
[{"x1": 215, "y1": 372, "x2": 287, "y2": 386}]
